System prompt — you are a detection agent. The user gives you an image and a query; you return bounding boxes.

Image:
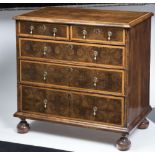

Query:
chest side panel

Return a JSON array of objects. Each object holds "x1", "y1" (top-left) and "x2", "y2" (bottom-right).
[{"x1": 126, "y1": 18, "x2": 152, "y2": 131}]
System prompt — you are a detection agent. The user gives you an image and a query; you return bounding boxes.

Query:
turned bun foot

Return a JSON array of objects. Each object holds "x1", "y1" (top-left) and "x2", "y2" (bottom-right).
[
  {"x1": 17, "y1": 119, "x2": 30, "y2": 134},
  {"x1": 138, "y1": 118, "x2": 149, "y2": 129},
  {"x1": 116, "y1": 135, "x2": 131, "y2": 151}
]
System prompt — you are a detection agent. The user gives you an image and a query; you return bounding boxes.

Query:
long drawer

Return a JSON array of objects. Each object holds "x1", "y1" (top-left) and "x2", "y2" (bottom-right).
[
  {"x1": 21, "y1": 85, "x2": 124, "y2": 126},
  {"x1": 19, "y1": 38, "x2": 125, "y2": 69},
  {"x1": 20, "y1": 60, "x2": 124, "y2": 96}
]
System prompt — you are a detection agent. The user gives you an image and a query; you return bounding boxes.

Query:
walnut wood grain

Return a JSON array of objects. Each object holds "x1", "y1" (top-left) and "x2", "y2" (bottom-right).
[
  {"x1": 70, "y1": 67, "x2": 123, "y2": 93},
  {"x1": 13, "y1": 7, "x2": 153, "y2": 28},
  {"x1": 21, "y1": 61, "x2": 70, "y2": 86},
  {"x1": 20, "y1": 60, "x2": 124, "y2": 95},
  {"x1": 19, "y1": 21, "x2": 69, "y2": 40},
  {"x1": 71, "y1": 25, "x2": 125, "y2": 45},
  {"x1": 19, "y1": 38, "x2": 124, "y2": 68},
  {"x1": 22, "y1": 86, "x2": 69, "y2": 117},
  {"x1": 21, "y1": 85, "x2": 124, "y2": 126},
  {"x1": 126, "y1": 18, "x2": 152, "y2": 131},
  {"x1": 14, "y1": 111, "x2": 127, "y2": 133},
  {"x1": 14, "y1": 7, "x2": 153, "y2": 151},
  {"x1": 70, "y1": 93, "x2": 122, "y2": 125}
]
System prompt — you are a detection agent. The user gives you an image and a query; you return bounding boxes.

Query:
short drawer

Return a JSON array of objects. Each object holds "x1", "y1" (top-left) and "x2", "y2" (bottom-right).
[
  {"x1": 19, "y1": 38, "x2": 125, "y2": 69},
  {"x1": 20, "y1": 61, "x2": 124, "y2": 96},
  {"x1": 21, "y1": 85, "x2": 124, "y2": 126},
  {"x1": 18, "y1": 21, "x2": 69, "y2": 40},
  {"x1": 71, "y1": 25, "x2": 125, "y2": 45}
]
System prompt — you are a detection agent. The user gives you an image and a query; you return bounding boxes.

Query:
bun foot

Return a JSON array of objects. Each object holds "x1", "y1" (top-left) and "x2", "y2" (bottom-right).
[
  {"x1": 138, "y1": 118, "x2": 149, "y2": 129},
  {"x1": 17, "y1": 119, "x2": 30, "y2": 134},
  {"x1": 116, "y1": 135, "x2": 131, "y2": 151}
]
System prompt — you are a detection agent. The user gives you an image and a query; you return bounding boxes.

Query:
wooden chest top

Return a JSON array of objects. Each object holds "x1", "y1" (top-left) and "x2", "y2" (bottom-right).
[{"x1": 14, "y1": 7, "x2": 153, "y2": 28}]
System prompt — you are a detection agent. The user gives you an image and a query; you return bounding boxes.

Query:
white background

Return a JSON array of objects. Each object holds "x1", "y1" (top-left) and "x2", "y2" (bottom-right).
[{"x1": 0, "y1": 3, "x2": 155, "y2": 152}]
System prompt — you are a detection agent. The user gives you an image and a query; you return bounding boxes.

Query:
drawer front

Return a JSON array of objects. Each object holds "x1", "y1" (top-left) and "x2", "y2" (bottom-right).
[
  {"x1": 22, "y1": 85, "x2": 69, "y2": 116},
  {"x1": 71, "y1": 25, "x2": 125, "y2": 45},
  {"x1": 20, "y1": 38, "x2": 124, "y2": 68},
  {"x1": 70, "y1": 93, "x2": 123, "y2": 125},
  {"x1": 21, "y1": 61, "x2": 70, "y2": 86},
  {"x1": 21, "y1": 86, "x2": 124, "y2": 126},
  {"x1": 21, "y1": 61, "x2": 124, "y2": 95},
  {"x1": 70, "y1": 67, "x2": 123, "y2": 94},
  {"x1": 19, "y1": 21, "x2": 69, "y2": 40}
]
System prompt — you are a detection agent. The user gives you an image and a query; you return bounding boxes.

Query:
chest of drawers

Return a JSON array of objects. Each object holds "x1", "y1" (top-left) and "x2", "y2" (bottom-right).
[{"x1": 14, "y1": 7, "x2": 153, "y2": 151}]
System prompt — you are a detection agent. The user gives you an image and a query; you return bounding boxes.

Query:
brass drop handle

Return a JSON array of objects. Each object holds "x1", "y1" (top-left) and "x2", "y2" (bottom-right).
[
  {"x1": 43, "y1": 71, "x2": 48, "y2": 81},
  {"x1": 107, "y1": 31, "x2": 112, "y2": 41},
  {"x1": 30, "y1": 25, "x2": 34, "y2": 34},
  {"x1": 82, "y1": 29, "x2": 87, "y2": 39},
  {"x1": 53, "y1": 27, "x2": 57, "y2": 37},
  {"x1": 93, "y1": 51, "x2": 98, "y2": 61},
  {"x1": 93, "y1": 106, "x2": 98, "y2": 116},
  {"x1": 93, "y1": 77, "x2": 98, "y2": 87},
  {"x1": 43, "y1": 46, "x2": 48, "y2": 56},
  {"x1": 43, "y1": 99, "x2": 48, "y2": 109}
]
